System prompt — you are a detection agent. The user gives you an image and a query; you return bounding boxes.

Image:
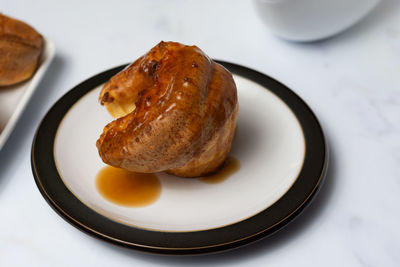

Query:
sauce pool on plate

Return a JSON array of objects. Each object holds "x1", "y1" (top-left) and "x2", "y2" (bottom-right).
[
  {"x1": 200, "y1": 157, "x2": 240, "y2": 184},
  {"x1": 96, "y1": 166, "x2": 161, "y2": 207},
  {"x1": 96, "y1": 157, "x2": 240, "y2": 207}
]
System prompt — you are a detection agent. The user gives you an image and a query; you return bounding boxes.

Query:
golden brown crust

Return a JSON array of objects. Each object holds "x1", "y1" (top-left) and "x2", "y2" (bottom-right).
[
  {"x1": 0, "y1": 14, "x2": 44, "y2": 86},
  {"x1": 97, "y1": 41, "x2": 238, "y2": 177}
]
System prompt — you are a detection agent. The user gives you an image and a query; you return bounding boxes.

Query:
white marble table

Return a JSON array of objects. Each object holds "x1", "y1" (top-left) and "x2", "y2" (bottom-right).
[{"x1": 1, "y1": 0, "x2": 400, "y2": 266}]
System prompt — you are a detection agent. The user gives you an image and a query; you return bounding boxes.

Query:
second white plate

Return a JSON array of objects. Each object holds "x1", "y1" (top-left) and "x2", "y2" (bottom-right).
[{"x1": 0, "y1": 38, "x2": 55, "y2": 150}]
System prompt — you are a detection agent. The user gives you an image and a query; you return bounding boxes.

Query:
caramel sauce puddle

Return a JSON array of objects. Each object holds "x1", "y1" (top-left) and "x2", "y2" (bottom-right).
[
  {"x1": 200, "y1": 157, "x2": 240, "y2": 184},
  {"x1": 96, "y1": 157, "x2": 239, "y2": 207},
  {"x1": 96, "y1": 166, "x2": 161, "y2": 207}
]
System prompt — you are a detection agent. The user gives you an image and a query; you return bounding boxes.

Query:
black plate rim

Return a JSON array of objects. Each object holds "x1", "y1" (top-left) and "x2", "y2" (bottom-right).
[{"x1": 31, "y1": 61, "x2": 327, "y2": 255}]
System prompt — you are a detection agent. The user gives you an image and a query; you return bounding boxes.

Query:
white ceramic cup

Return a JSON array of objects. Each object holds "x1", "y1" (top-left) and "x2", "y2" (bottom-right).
[{"x1": 253, "y1": 0, "x2": 380, "y2": 41}]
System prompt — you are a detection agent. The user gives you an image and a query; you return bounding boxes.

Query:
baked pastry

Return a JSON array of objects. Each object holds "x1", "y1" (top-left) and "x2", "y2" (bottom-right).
[
  {"x1": 0, "y1": 14, "x2": 44, "y2": 86},
  {"x1": 97, "y1": 41, "x2": 238, "y2": 177}
]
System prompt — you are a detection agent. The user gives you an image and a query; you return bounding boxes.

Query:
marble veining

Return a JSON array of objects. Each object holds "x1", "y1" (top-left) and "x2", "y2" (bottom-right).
[{"x1": 342, "y1": 215, "x2": 400, "y2": 267}]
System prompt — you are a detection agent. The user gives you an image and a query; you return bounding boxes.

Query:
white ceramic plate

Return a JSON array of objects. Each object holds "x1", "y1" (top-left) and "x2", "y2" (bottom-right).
[
  {"x1": 32, "y1": 62, "x2": 326, "y2": 254},
  {"x1": 0, "y1": 38, "x2": 55, "y2": 150}
]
